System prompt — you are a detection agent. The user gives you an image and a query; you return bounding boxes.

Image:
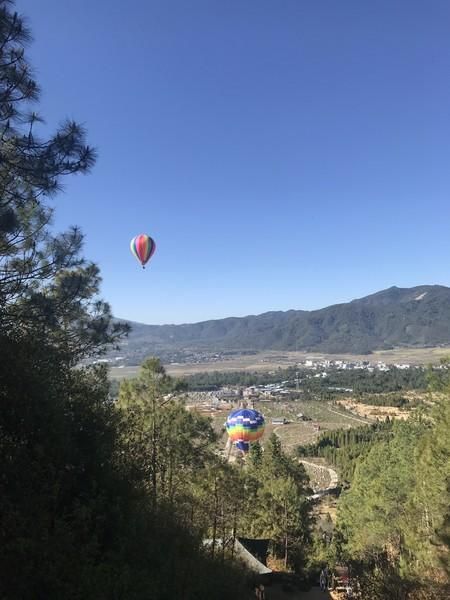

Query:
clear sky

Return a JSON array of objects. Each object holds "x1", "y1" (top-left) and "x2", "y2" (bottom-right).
[{"x1": 17, "y1": 0, "x2": 450, "y2": 324}]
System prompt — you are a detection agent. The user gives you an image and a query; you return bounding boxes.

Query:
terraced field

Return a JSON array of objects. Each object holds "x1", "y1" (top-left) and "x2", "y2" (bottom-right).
[
  {"x1": 251, "y1": 400, "x2": 370, "y2": 451},
  {"x1": 254, "y1": 400, "x2": 371, "y2": 425}
]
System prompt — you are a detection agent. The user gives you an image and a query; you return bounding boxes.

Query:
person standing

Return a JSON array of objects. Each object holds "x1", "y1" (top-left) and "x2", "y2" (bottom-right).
[
  {"x1": 324, "y1": 565, "x2": 330, "y2": 589},
  {"x1": 320, "y1": 568, "x2": 327, "y2": 591},
  {"x1": 328, "y1": 569, "x2": 335, "y2": 590}
]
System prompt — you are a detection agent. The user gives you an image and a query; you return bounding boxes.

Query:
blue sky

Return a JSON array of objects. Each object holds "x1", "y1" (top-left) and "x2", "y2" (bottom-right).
[{"x1": 18, "y1": 0, "x2": 450, "y2": 324}]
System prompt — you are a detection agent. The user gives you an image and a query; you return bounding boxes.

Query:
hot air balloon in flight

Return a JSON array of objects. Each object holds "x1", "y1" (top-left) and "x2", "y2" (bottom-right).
[
  {"x1": 130, "y1": 234, "x2": 156, "y2": 268},
  {"x1": 226, "y1": 407, "x2": 265, "y2": 454}
]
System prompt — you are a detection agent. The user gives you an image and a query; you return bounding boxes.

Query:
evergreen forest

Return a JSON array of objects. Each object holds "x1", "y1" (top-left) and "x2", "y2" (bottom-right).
[{"x1": 298, "y1": 372, "x2": 450, "y2": 598}]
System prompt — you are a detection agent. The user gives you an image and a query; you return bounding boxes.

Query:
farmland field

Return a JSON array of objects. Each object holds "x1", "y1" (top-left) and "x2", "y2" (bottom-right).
[
  {"x1": 108, "y1": 346, "x2": 450, "y2": 380},
  {"x1": 195, "y1": 399, "x2": 371, "y2": 457}
]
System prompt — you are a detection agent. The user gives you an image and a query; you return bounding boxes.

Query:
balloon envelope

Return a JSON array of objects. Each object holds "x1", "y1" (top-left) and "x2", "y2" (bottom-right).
[
  {"x1": 226, "y1": 408, "x2": 265, "y2": 446},
  {"x1": 235, "y1": 440, "x2": 250, "y2": 453},
  {"x1": 130, "y1": 234, "x2": 156, "y2": 267}
]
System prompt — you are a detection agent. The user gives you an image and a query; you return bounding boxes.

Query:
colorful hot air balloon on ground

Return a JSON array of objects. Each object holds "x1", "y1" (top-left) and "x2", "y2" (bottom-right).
[
  {"x1": 130, "y1": 234, "x2": 156, "y2": 268},
  {"x1": 235, "y1": 440, "x2": 250, "y2": 453},
  {"x1": 226, "y1": 408, "x2": 265, "y2": 455}
]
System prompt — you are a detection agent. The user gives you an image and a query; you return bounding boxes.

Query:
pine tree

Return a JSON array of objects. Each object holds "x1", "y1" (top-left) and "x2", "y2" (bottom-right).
[
  {"x1": 118, "y1": 358, "x2": 215, "y2": 509},
  {"x1": 246, "y1": 433, "x2": 312, "y2": 569},
  {"x1": 0, "y1": 0, "x2": 126, "y2": 360}
]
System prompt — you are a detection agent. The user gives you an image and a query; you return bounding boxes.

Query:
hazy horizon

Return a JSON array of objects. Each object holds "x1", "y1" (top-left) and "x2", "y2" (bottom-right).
[{"x1": 118, "y1": 282, "x2": 446, "y2": 325}]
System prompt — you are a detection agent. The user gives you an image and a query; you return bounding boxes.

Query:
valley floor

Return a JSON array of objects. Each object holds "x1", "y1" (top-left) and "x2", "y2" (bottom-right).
[{"x1": 110, "y1": 346, "x2": 450, "y2": 379}]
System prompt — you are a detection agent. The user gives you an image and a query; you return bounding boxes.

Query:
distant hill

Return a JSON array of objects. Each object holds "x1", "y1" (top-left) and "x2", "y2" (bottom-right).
[{"x1": 117, "y1": 285, "x2": 450, "y2": 359}]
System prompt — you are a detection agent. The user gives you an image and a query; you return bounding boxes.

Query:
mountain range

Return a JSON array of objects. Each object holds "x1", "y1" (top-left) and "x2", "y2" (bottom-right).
[{"x1": 118, "y1": 285, "x2": 450, "y2": 360}]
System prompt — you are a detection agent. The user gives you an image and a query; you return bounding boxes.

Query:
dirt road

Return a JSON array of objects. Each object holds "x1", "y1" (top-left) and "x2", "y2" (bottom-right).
[
  {"x1": 299, "y1": 459, "x2": 339, "y2": 492},
  {"x1": 325, "y1": 406, "x2": 370, "y2": 425},
  {"x1": 266, "y1": 584, "x2": 331, "y2": 599}
]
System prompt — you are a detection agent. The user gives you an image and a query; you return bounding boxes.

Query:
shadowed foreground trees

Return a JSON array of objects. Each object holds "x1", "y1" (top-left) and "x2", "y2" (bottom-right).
[{"x1": 0, "y1": 342, "x2": 252, "y2": 598}]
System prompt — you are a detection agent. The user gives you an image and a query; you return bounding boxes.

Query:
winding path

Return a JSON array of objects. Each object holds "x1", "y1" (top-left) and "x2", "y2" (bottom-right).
[
  {"x1": 300, "y1": 459, "x2": 338, "y2": 492},
  {"x1": 325, "y1": 405, "x2": 371, "y2": 425},
  {"x1": 272, "y1": 425, "x2": 339, "y2": 495}
]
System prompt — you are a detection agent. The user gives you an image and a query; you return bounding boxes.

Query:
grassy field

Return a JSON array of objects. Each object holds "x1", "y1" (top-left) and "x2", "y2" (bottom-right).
[
  {"x1": 109, "y1": 346, "x2": 450, "y2": 379},
  {"x1": 255, "y1": 399, "x2": 371, "y2": 426},
  {"x1": 201, "y1": 399, "x2": 370, "y2": 457}
]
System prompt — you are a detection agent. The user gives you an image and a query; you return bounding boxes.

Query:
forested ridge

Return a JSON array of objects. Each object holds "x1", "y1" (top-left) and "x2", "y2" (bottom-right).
[
  {"x1": 120, "y1": 283, "x2": 450, "y2": 355},
  {"x1": 299, "y1": 371, "x2": 450, "y2": 598},
  {"x1": 297, "y1": 422, "x2": 394, "y2": 484}
]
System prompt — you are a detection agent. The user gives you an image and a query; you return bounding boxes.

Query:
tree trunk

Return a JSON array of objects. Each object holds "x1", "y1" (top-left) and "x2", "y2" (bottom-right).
[
  {"x1": 284, "y1": 498, "x2": 288, "y2": 569},
  {"x1": 211, "y1": 475, "x2": 218, "y2": 559},
  {"x1": 221, "y1": 501, "x2": 226, "y2": 562},
  {"x1": 231, "y1": 504, "x2": 238, "y2": 560},
  {"x1": 150, "y1": 393, "x2": 158, "y2": 508}
]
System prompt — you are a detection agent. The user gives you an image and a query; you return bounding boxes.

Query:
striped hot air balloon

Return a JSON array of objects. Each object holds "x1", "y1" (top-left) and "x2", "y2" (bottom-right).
[
  {"x1": 130, "y1": 234, "x2": 156, "y2": 268},
  {"x1": 226, "y1": 408, "x2": 265, "y2": 454}
]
